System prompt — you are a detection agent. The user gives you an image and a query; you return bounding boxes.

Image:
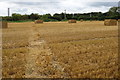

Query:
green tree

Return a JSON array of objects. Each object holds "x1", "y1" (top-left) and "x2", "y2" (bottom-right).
[
  {"x1": 53, "y1": 13, "x2": 62, "y2": 21},
  {"x1": 22, "y1": 14, "x2": 29, "y2": 20},
  {"x1": 109, "y1": 7, "x2": 118, "y2": 13},
  {"x1": 107, "y1": 7, "x2": 120, "y2": 19},
  {"x1": 12, "y1": 13, "x2": 22, "y2": 21},
  {"x1": 30, "y1": 13, "x2": 40, "y2": 20},
  {"x1": 40, "y1": 14, "x2": 52, "y2": 22}
]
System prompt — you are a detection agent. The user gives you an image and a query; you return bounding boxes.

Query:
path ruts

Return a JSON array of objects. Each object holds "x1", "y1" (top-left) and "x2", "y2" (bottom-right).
[{"x1": 25, "y1": 25, "x2": 66, "y2": 78}]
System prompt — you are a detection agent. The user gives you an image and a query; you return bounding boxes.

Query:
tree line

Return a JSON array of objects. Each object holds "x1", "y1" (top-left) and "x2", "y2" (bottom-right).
[{"x1": 2, "y1": 7, "x2": 120, "y2": 22}]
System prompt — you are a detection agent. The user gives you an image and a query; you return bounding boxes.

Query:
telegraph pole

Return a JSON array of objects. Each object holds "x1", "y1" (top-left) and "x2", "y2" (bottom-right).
[
  {"x1": 72, "y1": 13, "x2": 74, "y2": 18},
  {"x1": 64, "y1": 10, "x2": 67, "y2": 20},
  {"x1": 8, "y1": 8, "x2": 10, "y2": 17},
  {"x1": 90, "y1": 13, "x2": 92, "y2": 21},
  {"x1": 90, "y1": 13, "x2": 92, "y2": 17}
]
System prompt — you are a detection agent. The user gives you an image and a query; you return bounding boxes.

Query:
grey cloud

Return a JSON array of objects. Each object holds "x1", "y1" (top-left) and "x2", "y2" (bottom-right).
[
  {"x1": 13, "y1": 2, "x2": 60, "y2": 6},
  {"x1": 119, "y1": 1, "x2": 120, "y2": 7},
  {"x1": 0, "y1": 0, "x2": 118, "y2": 16},
  {"x1": 14, "y1": 8, "x2": 28, "y2": 12},
  {"x1": 90, "y1": 2, "x2": 118, "y2": 7}
]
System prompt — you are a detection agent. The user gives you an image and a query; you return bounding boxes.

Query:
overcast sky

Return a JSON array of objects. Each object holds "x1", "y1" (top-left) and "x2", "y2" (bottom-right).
[{"x1": 0, "y1": 0, "x2": 119, "y2": 16}]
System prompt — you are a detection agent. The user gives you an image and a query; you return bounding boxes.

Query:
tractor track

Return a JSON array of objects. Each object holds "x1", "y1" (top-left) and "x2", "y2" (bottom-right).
[{"x1": 25, "y1": 26, "x2": 67, "y2": 78}]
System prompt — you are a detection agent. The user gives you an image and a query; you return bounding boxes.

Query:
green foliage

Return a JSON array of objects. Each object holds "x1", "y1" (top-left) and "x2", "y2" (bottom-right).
[
  {"x1": 40, "y1": 14, "x2": 52, "y2": 22},
  {"x1": 53, "y1": 13, "x2": 63, "y2": 21},
  {"x1": 109, "y1": 7, "x2": 118, "y2": 13},
  {"x1": 30, "y1": 13, "x2": 40, "y2": 20},
  {"x1": 12, "y1": 13, "x2": 22, "y2": 21}
]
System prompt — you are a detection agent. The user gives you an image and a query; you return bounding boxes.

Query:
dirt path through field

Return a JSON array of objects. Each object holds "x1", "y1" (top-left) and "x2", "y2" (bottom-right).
[{"x1": 25, "y1": 25, "x2": 66, "y2": 78}]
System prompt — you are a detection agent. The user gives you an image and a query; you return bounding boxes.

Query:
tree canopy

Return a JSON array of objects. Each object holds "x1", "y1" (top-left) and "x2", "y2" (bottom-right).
[{"x1": 2, "y1": 7, "x2": 120, "y2": 22}]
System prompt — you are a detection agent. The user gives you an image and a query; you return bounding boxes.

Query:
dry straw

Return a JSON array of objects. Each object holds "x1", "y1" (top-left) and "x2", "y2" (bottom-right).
[
  {"x1": 68, "y1": 19, "x2": 77, "y2": 23},
  {"x1": 0, "y1": 21, "x2": 8, "y2": 28},
  {"x1": 118, "y1": 19, "x2": 120, "y2": 22},
  {"x1": 35, "y1": 20, "x2": 43, "y2": 24},
  {"x1": 104, "y1": 19, "x2": 117, "y2": 26},
  {"x1": 118, "y1": 19, "x2": 120, "y2": 26}
]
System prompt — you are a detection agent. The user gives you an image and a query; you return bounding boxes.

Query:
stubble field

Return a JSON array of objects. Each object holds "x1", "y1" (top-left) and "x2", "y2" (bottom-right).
[{"x1": 2, "y1": 21, "x2": 119, "y2": 78}]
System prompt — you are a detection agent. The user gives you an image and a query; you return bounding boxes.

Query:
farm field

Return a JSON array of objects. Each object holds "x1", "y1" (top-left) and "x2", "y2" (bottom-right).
[{"x1": 2, "y1": 21, "x2": 119, "y2": 78}]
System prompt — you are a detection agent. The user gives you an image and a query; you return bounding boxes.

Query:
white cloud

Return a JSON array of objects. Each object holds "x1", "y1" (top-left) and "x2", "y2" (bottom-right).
[
  {"x1": 1, "y1": 0, "x2": 119, "y2": 2},
  {"x1": 0, "y1": 2, "x2": 18, "y2": 16},
  {"x1": 0, "y1": 0, "x2": 119, "y2": 16}
]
